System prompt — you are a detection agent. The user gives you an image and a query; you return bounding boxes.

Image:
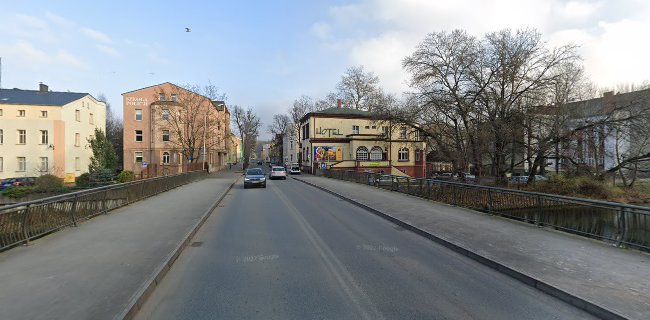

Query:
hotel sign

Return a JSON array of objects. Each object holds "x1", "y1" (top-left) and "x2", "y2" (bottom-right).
[{"x1": 316, "y1": 127, "x2": 343, "y2": 137}]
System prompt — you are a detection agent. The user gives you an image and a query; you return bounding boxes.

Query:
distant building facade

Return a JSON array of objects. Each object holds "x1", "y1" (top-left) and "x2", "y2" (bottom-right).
[
  {"x1": 0, "y1": 84, "x2": 106, "y2": 182},
  {"x1": 299, "y1": 107, "x2": 426, "y2": 177},
  {"x1": 283, "y1": 127, "x2": 299, "y2": 165},
  {"x1": 122, "y1": 82, "x2": 231, "y2": 175}
]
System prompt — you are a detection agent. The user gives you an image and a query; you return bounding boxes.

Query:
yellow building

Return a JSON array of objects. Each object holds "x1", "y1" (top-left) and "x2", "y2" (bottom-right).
[
  {"x1": 299, "y1": 107, "x2": 426, "y2": 177},
  {"x1": 0, "y1": 84, "x2": 106, "y2": 182}
]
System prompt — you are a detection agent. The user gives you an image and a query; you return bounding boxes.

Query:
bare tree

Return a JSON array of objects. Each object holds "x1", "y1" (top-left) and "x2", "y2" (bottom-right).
[
  {"x1": 154, "y1": 83, "x2": 227, "y2": 164},
  {"x1": 231, "y1": 106, "x2": 261, "y2": 169},
  {"x1": 268, "y1": 114, "x2": 291, "y2": 161},
  {"x1": 336, "y1": 65, "x2": 388, "y2": 111}
]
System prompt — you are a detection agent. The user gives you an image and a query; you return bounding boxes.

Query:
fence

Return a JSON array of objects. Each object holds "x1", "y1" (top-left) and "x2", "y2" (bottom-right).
[
  {"x1": 322, "y1": 169, "x2": 650, "y2": 252},
  {"x1": 0, "y1": 170, "x2": 206, "y2": 252}
]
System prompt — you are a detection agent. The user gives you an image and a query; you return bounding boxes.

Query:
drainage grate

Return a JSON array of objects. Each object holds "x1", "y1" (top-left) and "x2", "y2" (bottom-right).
[{"x1": 190, "y1": 241, "x2": 203, "y2": 247}]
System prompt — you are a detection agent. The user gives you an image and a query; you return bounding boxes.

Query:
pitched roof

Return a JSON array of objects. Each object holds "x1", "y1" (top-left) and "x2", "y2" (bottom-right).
[{"x1": 0, "y1": 88, "x2": 88, "y2": 106}]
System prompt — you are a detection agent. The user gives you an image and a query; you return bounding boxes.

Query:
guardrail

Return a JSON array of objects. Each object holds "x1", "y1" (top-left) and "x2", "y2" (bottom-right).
[
  {"x1": 0, "y1": 170, "x2": 206, "y2": 252},
  {"x1": 322, "y1": 169, "x2": 650, "y2": 252}
]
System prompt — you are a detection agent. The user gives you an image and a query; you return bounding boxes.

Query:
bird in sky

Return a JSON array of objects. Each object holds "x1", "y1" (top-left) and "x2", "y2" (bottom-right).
[{"x1": 185, "y1": 27, "x2": 191, "y2": 32}]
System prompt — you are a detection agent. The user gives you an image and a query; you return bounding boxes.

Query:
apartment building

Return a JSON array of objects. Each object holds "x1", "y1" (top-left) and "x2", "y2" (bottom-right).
[
  {"x1": 0, "y1": 83, "x2": 106, "y2": 182},
  {"x1": 299, "y1": 107, "x2": 426, "y2": 177},
  {"x1": 282, "y1": 127, "x2": 299, "y2": 165},
  {"x1": 122, "y1": 82, "x2": 231, "y2": 174}
]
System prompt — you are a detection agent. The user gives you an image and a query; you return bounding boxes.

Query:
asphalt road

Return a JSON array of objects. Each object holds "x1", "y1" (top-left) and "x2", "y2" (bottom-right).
[{"x1": 134, "y1": 165, "x2": 597, "y2": 320}]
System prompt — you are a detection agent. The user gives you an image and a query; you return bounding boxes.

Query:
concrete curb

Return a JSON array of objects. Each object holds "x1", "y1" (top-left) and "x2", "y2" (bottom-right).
[
  {"x1": 116, "y1": 175, "x2": 241, "y2": 320},
  {"x1": 294, "y1": 177, "x2": 628, "y2": 320}
]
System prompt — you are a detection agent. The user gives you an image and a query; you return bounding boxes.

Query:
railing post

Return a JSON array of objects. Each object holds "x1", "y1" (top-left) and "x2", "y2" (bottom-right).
[
  {"x1": 140, "y1": 180, "x2": 146, "y2": 200},
  {"x1": 427, "y1": 180, "x2": 431, "y2": 199},
  {"x1": 101, "y1": 189, "x2": 109, "y2": 214},
  {"x1": 487, "y1": 189, "x2": 494, "y2": 215},
  {"x1": 21, "y1": 204, "x2": 32, "y2": 246},
  {"x1": 536, "y1": 194, "x2": 543, "y2": 226},
  {"x1": 453, "y1": 185, "x2": 458, "y2": 206},
  {"x1": 419, "y1": 179, "x2": 423, "y2": 196},
  {"x1": 70, "y1": 194, "x2": 79, "y2": 227},
  {"x1": 616, "y1": 206, "x2": 627, "y2": 247}
]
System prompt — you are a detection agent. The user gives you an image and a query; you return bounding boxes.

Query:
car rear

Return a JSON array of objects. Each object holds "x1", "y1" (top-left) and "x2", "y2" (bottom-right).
[
  {"x1": 289, "y1": 164, "x2": 301, "y2": 175},
  {"x1": 270, "y1": 166, "x2": 287, "y2": 180}
]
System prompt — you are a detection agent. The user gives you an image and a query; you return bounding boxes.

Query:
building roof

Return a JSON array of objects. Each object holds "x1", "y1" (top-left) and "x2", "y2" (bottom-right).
[
  {"x1": 565, "y1": 88, "x2": 650, "y2": 116},
  {"x1": 312, "y1": 107, "x2": 372, "y2": 116},
  {"x1": 0, "y1": 88, "x2": 88, "y2": 106},
  {"x1": 301, "y1": 107, "x2": 381, "y2": 123}
]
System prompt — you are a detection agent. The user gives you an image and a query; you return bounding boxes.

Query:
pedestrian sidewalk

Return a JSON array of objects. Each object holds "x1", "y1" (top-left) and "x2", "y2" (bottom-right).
[
  {"x1": 0, "y1": 168, "x2": 242, "y2": 320},
  {"x1": 294, "y1": 175, "x2": 650, "y2": 320}
]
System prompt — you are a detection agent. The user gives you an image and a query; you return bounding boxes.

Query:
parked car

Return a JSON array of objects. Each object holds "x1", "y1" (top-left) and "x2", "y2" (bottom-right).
[
  {"x1": 0, "y1": 178, "x2": 17, "y2": 191},
  {"x1": 269, "y1": 166, "x2": 287, "y2": 180},
  {"x1": 244, "y1": 168, "x2": 266, "y2": 188},
  {"x1": 460, "y1": 172, "x2": 476, "y2": 181},
  {"x1": 534, "y1": 175, "x2": 549, "y2": 181},
  {"x1": 289, "y1": 164, "x2": 301, "y2": 175},
  {"x1": 13, "y1": 177, "x2": 36, "y2": 186},
  {"x1": 257, "y1": 161, "x2": 263, "y2": 165},
  {"x1": 511, "y1": 175, "x2": 529, "y2": 183}
]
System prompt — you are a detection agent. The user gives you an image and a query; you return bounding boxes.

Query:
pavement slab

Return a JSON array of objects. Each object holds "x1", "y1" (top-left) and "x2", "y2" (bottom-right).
[
  {"x1": 0, "y1": 169, "x2": 241, "y2": 320},
  {"x1": 294, "y1": 175, "x2": 650, "y2": 320}
]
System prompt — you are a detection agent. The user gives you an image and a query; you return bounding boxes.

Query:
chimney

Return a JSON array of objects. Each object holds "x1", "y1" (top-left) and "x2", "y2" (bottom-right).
[
  {"x1": 39, "y1": 82, "x2": 48, "y2": 92},
  {"x1": 337, "y1": 99, "x2": 341, "y2": 108}
]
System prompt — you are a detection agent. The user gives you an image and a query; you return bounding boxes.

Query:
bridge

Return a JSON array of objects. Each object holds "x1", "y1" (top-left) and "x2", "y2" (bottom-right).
[{"x1": 0, "y1": 164, "x2": 648, "y2": 320}]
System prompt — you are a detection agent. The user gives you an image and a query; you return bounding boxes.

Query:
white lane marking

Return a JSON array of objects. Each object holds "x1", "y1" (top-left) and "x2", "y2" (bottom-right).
[
  {"x1": 356, "y1": 244, "x2": 399, "y2": 253},
  {"x1": 272, "y1": 185, "x2": 385, "y2": 320},
  {"x1": 235, "y1": 254, "x2": 280, "y2": 263}
]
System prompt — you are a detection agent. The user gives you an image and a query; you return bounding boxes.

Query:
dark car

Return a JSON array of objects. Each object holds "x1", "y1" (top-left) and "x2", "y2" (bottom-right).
[
  {"x1": 13, "y1": 177, "x2": 36, "y2": 186},
  {"x1": 244, "y1": 168, "x2": 266, "y2": 189},
  {"x1": 257, "y1": 161, "x2": 263, "y2": 165}
]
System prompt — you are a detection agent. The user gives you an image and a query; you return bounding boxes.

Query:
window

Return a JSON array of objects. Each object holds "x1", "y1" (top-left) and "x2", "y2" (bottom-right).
[
  {"x1": 173, "y1": 153, "x2": 179, "y2": 163},
  {"x1": 162, "y1": 130, "x2": 170, "y2": 142},
  {"x1": 40, "y1": 130, "x2": 48, "y2": 144},
  {"x1": 75, "y1": 109, "x2": 80, "y2": 121},
  {"x1": 41, "y1": 111, "x2": 48, "y2": 118},
  {"x1": 415, "y1": 130, "x2": 421, "y2": 140},
  {"x1": 171, "y1": 94, "x2": 177, "y2": 102},
  {"x1": 0, "y1": 157, "x2": 3, "y2": 172},
  {"x1": 162, "y1": 152, "x2": 170, "y2": 164},
  {"x1": 398, "y1": 148, "x2": 409, "y2": 161},
  {"x1": 75, "y1": 157, "x2": 80, "y2": 171},
  {"x1": 40, "y1": 157, "x2": 48, "y2": 172},
  {"x1": 17, "y1": 157, "x2": 26, "y2": 171},
  {"x1": 18, "y1": 130, "x2": 26, "y2": 144},
  {"x1": 162, "y1": 109, "x2": 169, "y2": 120},
  {"x1": 75, "y1": 133, "x2": 81, "y2": 146},
  {"x1": 352, "y1": 125, "x2": 360, "y2": 135},
  {"x1": 135, "y1": 109, "x2": 143, "y2": 121},
  {"x1": 159, "y1": 93, "x2": 165, "y2": 101},
  {"x1": 135, "y1": 130, "x2": 143, "y2": 142},
  {"x1": 399, "y1": 127, "x2": 407, "y2": 139},
  {"x1": 365, "y1": 126, "x2": 370, "y2": 129},
  {"x1": 370, "y1": 147, "x2": 383, "y2": 161},
  {"x1": 415, "y1": 149, "x2": 421, "y2": 162},
  {"x1": 18, "y1": 110, "x2": 25, "y2": 117},
  {"x1": 382, "y1": 126, "x2": 389, "y2": 136},
  {"x1": 356, "y1": 146, "x2": 369, "y2": 161},
  {"x1": 135, "y1": 151, "x2": 143, "y2": 163},
  {"x1": 0, "y1": 109, "x2": 3, "y2": 116},
  {"x1": 0, "y1": 129, "x2": 3, "y2": 144},
  {"x1": 89, "y1": 113, "x2": 94, "y2": 124}
]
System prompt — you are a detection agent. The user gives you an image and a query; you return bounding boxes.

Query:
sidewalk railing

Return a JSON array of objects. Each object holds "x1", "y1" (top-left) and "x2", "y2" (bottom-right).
[
  {"x1": 322, "y1": 169, "x2": 650, "y2": 252},
  {"x1": 0, "y1": 171, "x2": 206, "y2": 251}
]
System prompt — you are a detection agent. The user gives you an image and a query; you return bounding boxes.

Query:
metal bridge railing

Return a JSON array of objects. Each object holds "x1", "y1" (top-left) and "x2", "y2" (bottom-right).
[
  {"x1": 323, "y1": 170, "x2": 650, "y2": 252},
  {"x1": 0, "y1": 170, "x2": 206, "y2": 251}
]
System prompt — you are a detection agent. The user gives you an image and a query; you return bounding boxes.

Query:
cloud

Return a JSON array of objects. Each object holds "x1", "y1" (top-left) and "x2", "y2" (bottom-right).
[
  {"x1": 56, "y1": 50, "x2": 89, "y2": 70},
  {"x1": 0, "y1": 41, "x2": 52, "y2": 65},
  {"x1": 314, "y1": 0, "x2": 650, "y2": 93},
  {"x1": 45, "y1": 12, "x2": 74, "y2": 27},
  {"x1": 95, "y1": 44, "x2": 120, "y2": 57},
  {"x1": 81, "y1": 27, "x2": 112, "y2": 43}
]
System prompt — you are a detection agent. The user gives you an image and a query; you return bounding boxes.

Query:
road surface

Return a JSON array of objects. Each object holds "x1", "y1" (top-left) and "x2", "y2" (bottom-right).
[{"x1": 135, "y1": 165, "x2": 596, "y2": 320}]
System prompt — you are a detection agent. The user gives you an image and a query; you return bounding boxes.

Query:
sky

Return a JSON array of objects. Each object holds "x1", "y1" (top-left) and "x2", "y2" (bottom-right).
[{"x1": 1, "y1": 0, "x2": 649, "y2": 139}]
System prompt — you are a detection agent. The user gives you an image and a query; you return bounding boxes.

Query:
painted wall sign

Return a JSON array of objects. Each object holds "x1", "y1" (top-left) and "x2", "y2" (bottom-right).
[
  {"x1": 126, "y1": 96, "x2": 148, "y2": 106},
  {"x1": 314, "y1": 146, "x2": 342, "y2": 162},
  {"x1": 316, "y1": 127, "x2": 343, "y2": 137}
]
